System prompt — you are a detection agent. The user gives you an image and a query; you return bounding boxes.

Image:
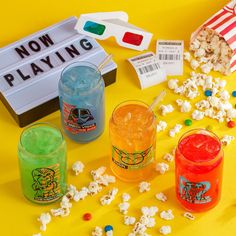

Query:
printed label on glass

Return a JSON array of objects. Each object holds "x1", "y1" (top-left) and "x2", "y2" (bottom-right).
[
  {"x1": 112, "y1": 145, "x2": 154, "y2": 170},
  {"x1": 63, "y1": 101, "x2": 96, "y2": 134},
  {"x1": 179, "y1": 176, "x2": 212, "y2": 204},
  {"x1": 32, "y1": 164, "x2": 61, "y2": 203}
]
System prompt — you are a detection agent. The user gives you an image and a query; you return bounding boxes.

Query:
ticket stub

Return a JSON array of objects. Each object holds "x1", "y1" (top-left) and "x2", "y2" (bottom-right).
[
  {"x1": 156, "y1": 40, "x2": 184, "y2": 75},
  {"x1": 128, "y1": 52, "x2": 166, "y2": 89}
]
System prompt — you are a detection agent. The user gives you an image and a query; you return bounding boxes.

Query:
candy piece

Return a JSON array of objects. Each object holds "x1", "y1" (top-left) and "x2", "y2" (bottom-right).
[
  {"x1": 232, "y1": 91, "x2": 236, "y2": 97},
  {"x1": 184, "y1": 119, "x2": 192, "y2": 126},
  {"x1": 227, "y1": 120, "x2": 235, "y2": 128},
  {"x1": 204, "y1": 90, "x2": 212, "y2": 97},
  {"x1": 83, "y1": 213, "x2": 92, "y2": 221},
  {"x1": 104, "y1": 225, "x2": 113, "y2": 232}
]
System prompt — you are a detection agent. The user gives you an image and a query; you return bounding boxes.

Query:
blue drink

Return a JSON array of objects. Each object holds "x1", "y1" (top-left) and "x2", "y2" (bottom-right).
[{"x1": 59, "y1": 62, "x2": 105, "y2": 143}]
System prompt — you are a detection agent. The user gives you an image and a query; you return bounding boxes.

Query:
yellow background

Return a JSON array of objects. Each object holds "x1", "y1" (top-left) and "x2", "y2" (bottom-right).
[{"x1": 0, "y1": 0, "x2": 236, "y2": 235}]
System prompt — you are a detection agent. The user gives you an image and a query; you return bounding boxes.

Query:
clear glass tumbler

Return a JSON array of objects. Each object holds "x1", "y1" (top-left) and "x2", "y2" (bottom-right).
[
  {"x1": 175, "y1": 129, "x2": 223, "y2": 212},
  {"x1": 18, "y1": 123, "x2": 67, "y2": 204},
  {"x1": 109, "y1": 100, "x2": 157, "y2": 182},
  {"x1": 59, "y1": 61, "x2": 105, "y2": 143}
]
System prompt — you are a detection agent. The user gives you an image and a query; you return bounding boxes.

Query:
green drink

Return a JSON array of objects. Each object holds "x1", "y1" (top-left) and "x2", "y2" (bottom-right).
[{"x1": 18, "y1": 123, "x2": 67, "y2": 204}]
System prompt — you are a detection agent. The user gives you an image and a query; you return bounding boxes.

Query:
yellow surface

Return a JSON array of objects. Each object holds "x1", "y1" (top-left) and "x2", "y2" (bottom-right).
[{"x1": 0, "y1": 0, "x2": 236, "y2": 235}]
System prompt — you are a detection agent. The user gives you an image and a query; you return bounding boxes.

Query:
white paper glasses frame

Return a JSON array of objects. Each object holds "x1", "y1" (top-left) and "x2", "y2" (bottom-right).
[{"x1": 75, "y1": 11, "x2": 153, "y2": 51}]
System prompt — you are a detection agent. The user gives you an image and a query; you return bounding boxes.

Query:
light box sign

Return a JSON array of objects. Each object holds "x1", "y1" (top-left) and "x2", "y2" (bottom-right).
[{"x1": 0, "y1": 17, "x2": 117, "y2": 127}]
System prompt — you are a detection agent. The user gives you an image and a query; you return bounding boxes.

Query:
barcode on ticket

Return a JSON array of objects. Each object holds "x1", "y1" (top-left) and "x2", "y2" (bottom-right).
[
  {"x1": 138, "y1": 63, "x2": 160, "y2": 75},
  {"x1": 158, "y1": 54, "x2": 181, "y2": 61}
]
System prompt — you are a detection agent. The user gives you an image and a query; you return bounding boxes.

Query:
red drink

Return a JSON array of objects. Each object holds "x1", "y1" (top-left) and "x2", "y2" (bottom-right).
[{"x1": 175, "y1": 129, "x2": 223, "y2": 212}]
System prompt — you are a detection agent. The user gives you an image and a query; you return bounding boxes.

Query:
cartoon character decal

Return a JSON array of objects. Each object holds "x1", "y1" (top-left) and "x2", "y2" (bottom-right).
[
  {"x1": 179, "y1": 176, "x2": 211, "y2": 204},
  {"x1": 32, "y1": 168, "x2": 59, "y2": 201},
  {"x1": 112, "y1": 146, "x2": 154, "y2": 170},
  {"x1": 68, "y1": 108, "x2": 94, "y2": 125}
]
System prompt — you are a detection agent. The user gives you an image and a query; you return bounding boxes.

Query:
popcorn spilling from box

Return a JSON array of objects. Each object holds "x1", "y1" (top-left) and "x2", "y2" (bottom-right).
[{"x1": 189, "y1": 1, "x2": 236, "y2": 75}]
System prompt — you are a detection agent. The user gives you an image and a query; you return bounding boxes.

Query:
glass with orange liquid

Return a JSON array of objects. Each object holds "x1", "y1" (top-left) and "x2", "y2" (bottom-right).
[
  {"x1": 175, "y1": 129, "x2": 223, "y2": 212},
  {"x1": 109, "y1": 100, "x2": 157, "y2": 182}
]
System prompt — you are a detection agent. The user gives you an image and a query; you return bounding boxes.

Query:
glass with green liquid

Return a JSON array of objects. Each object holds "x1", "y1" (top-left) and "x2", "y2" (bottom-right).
[{"x1": 18, "y1": 123, "x2": 67, "y2": 204}]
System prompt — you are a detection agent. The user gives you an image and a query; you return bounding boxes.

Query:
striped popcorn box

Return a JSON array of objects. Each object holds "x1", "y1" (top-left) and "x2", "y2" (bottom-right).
[{"x1": 190, "y1": 0, "x2": 236, "y2": 75}]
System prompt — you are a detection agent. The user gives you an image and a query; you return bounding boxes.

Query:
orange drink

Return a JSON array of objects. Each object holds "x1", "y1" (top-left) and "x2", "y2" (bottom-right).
[{"x1": 109, "y1": 101, "x2": 157, "y2": 182}]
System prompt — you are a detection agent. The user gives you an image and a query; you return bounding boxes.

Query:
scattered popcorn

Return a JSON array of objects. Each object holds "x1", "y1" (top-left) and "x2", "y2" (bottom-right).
[
  {"x1": 159, "y1": 225, "x2": 172, "y2": 235},
  {"x1": 67, "y1": 184, "x2": 77, "y2": 196},
  {"x1": 122, "y1": 193, "x2": 131, "y2": 202},
  {"x1": 221, "y1": 135, "x2": 235, "y2": 146},
  {"x1": 139, "y1": 181, "x2": 151, "y2": 193},
  {"x1": 60, "y1": 195, "x2": 72, "y2": 209},
  {"x1": 106, "y1": 230, "x2": 113, "y2": 236},
  {"x1": 71, "y1": 161, "x2": 84, "y2": 175},
  {"x1": 156, "y1": 162, "x2": 169, "y2": 174},
  {"x1": 88, "y1": 181, "x2": 103, "y2": 195},
  {"x1": 184, "y1": 51, "x2": 191, "y2": 62},
  {"x1": 92, "y1": 226, "x2": 103, "y2": 236},
  {"x1": 132, "y1": 222, "x2": 147, "y2": 235},
  {"x1": 168, "y1": 79, "x2": 179, "y2": 90},
  {"x1": 118, "y1": 202, "x2": 130, "y2": 214},
  {"x1": 201, "y1": 62, "x2": 212, "y2": 74},
  {"x1": 220, "y1": 90, "x2": 230, "y2": 101},
  {"x1": 51, "y1": 208, "x2": 68, "y2": 217},
  {"x1": 160, "y1": 210, "x2": 174, "y2": 220},
  {"x1": 169, "y1": 124, "x2": 182, "y2": 137},
  {"x1": 190, "y1": 59, "x2": 199, "y2": 70},
  {"x1": 176, "y1": 99, "x2": 192, "y2": 113},
  {"x1": 156, "y1": 192, "x2": 167, "y2": 202},
  {"x1": 124, "y1": 216, "x2": 136, "y2": 225},
  {"x1": 91, "y1": 166, "x2": 107, "y2": 180},
  {"x1": 73, "y1": 187, "x2": 89, "y2": 201},
  {"x1": 100, "y1": 188, "x2": 118, "y2": 206},
  {"x1": 140, "y1": 215, "x2": 156, "y2": 228},
  {"x1": 183, "y1": 212, "x2": 195, "y2": 220},
  {"x1": 141, "y1": 206, "x2": 158, "y2": 217},
  {"x1": 160, "y1": 104, "x2": 174, "y2": 116},
  {"x1": 157, "y1": 120, "x2": 168, "y2": 132},
  {"x1": 95, "y1": 174, "x2": 116, "y2": 186},
  {"x1": 163, "y1": 153, "x2": 174, "y2": 162},
  {"x1": 38, "y1": 213, "x2": 51, "y2": 231},
  {"x1": 192, "y1": 110, "x2": 204, "y2": 120}
]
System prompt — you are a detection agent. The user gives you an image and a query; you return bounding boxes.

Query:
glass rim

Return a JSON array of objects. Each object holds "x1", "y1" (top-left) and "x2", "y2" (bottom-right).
[
  {"x1": 111, "y1": 100, "x2": 156, "y2": 127},
  {"x1": 177, "y1": 128, "x2": 222, "y2": 165},
  {"x1": 19, "y1": 122, "x2": 65, "y2": 157}
]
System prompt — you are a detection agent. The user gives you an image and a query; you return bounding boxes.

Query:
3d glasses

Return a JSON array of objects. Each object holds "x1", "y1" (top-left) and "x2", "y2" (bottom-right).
[{"x1": 75, "y1": 12, "x2": 153, "y2": 51}]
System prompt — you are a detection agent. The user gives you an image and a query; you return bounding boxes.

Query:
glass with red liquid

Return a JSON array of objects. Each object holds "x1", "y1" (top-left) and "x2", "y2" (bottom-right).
[{"x1": 175, "y1": 129, "x2": 223, "y2": 212}]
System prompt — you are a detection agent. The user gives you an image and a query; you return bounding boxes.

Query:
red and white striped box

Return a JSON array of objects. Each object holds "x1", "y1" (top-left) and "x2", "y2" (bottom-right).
[{"x1": 191, "y1": 1, "x2": 236, "y2": 72}]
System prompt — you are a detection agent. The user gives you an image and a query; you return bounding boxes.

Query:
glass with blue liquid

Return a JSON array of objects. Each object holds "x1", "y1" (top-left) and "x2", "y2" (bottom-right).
[{"x1": 59, "y1": 61, "x2": 105, "y2": 143}]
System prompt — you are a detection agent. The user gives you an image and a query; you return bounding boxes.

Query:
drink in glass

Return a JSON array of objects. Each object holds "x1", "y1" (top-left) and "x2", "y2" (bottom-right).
[
  {"x1": 18, "y1": 123, "x2": 67, "y2": 204},
  {"x1": 175, "y1": 129, "x2": 223, "y2": 212},
  {"x1": 109, "y1": 101, "x2": 157, "y2": 182},
  {"x1": 59, "y1": 61, "x2": 105, "y2": 143}
]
